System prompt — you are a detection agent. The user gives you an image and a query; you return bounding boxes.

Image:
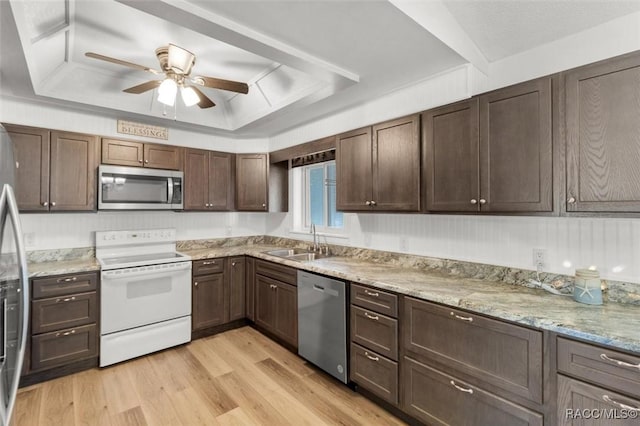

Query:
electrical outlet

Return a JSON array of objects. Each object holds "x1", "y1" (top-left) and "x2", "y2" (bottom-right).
[
  {"x1": 533, "y1": 248, "x2": 546, "y2": 270},
  {"x1": 225, "y1": 226, "x2": 232, "y2": 236},
  {"x1": 24, "y1": 232, "x2": 36, "y2": 248},
  {"x1": 364, "y1": 233, "x2": 372, "y2": 247},
  {"x1": 399, "y1": 237, "x2": 407, "y2": 251}
]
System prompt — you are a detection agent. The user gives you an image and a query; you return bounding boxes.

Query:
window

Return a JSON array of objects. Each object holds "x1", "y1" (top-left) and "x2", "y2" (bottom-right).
[{"x1": 296, "y1": 160, "x2": 343, "y2": 233}]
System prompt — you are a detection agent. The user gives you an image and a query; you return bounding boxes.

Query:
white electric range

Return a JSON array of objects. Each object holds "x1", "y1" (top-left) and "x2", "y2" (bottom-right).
[{"x1": 96, "y1": 228, "x2": 191, "y2": 367}]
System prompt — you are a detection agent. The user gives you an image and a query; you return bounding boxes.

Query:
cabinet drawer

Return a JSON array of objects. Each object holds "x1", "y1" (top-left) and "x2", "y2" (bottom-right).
[
  {"x1": 402, "y1": 356, "x2": 543, "y2": 426},
  {"x1": 31, "y1": 323, "x2": 98, "y2": 371},
  {"x1": 351, "y1": 305, "x2": 398, "y2": 360},
  {"x1": 403, "y1": 296, "x2": 543, "y2": 403},
  {"x1": 351, "y1": 283, "x2": 397, "y2": 317},
  {"x1": 558, "y1": 375, "x2": 640, "y2": 426},
  {"x1": 558, "y1": 337, "x2": 640, "y2": 399},
  {"x1": 255, "y1": 259, "x2": 297, "y2": 286},
  {"x1": 32, "y1": 292, "x2": 97, "y2": 334},
  {"x1": 193, "y1": 258, "x2": 224, "y2": 276},
  {"x1": 32, "y1": 272, "x2": 98, "y2": 299},
  {"x1": 351, "y1": 343, "x2": 398, "y2": 405}
]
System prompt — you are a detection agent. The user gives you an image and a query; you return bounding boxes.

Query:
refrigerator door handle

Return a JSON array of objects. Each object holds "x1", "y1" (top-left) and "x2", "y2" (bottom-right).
[{"x1": 1, "y1": 184, "x2": 29, "y2": 425}]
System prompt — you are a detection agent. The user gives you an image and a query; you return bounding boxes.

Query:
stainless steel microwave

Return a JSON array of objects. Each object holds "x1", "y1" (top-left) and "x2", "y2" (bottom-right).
[{"x1": 98, "y1": 165, "x2": 183, "y2": 210}]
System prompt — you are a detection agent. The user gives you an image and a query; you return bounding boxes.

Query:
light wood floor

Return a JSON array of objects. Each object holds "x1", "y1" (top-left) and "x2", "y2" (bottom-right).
[{"x1": 15, "y1": 326, "x2": 406, "y2": 426}]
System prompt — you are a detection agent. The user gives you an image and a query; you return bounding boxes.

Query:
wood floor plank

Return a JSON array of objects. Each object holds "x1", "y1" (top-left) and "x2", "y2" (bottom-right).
[
  {"x1": 38, "y1": 376, "x2": 76, "y2": 426},
  {"x1": 110, "y1": 407, "x2": 148, "y2": 426},
  {"x1": 216, "y1": 407, "x2": 258, "y2": 426},
  {"x1": 15, "y1": 326, "x2": 405, "y2": 426},
  {"x1": 13, "y1": 386, "x2": 43, "y2": 426},
  {"x1": 73, "y1": 368, "x2": 112, "y2": 426}
]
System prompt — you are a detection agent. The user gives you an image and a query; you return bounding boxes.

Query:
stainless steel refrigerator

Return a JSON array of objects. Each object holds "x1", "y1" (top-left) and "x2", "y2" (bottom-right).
[{"x1": 0, "y1": 125, "x2": 29, "y2": 426}]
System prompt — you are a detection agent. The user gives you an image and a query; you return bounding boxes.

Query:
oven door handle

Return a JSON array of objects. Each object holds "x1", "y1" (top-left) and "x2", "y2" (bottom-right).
[{"x1": 167, "y1": 177, "x2": 174, "y2": 204}]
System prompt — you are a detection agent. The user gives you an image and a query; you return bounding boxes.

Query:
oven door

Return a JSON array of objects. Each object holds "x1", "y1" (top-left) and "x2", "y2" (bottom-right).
[{"x1": 101, "y1": 261, "x2": 191, "y2": 335}]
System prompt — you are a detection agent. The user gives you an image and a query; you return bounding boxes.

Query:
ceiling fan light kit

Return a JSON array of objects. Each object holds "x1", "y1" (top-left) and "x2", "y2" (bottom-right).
[{"x1": 85, "y1": 43, "x2": 250, "y2": 111}]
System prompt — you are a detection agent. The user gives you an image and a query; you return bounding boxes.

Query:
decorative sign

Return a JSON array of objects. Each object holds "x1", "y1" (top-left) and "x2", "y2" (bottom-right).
[{"x1": 117, "y1": 120, "x2": 168, "y2": 140}]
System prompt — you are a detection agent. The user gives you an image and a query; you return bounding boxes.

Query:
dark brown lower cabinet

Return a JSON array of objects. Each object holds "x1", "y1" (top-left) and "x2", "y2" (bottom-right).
[
  {"x1": 557, "y1": 375, "x2": 640, "y2": 426},
  {"x1": 255, "y1": 273, "x2": 297, "y2": 348},
  {"x1": 351, "y1": 305, "x2": 398, "y2": 361},
  {"x1": 31, "y1": 292, "x2": 97, "y2": 334},
  {"x1": 31, "y1": 324, "x2": 98, "y2": 371},
  {"x1": 228, "y1": 257, "x2": 246, "y2": 321},
  {"x1": 402, "y1": 356, "x2": 543, "y2": 426},
  {"x1": 351, "y1": 343, "x2": 398, "y2": 404},
  {"x1": 192, "y1": 273, "x2": 227, "y2": 330}
]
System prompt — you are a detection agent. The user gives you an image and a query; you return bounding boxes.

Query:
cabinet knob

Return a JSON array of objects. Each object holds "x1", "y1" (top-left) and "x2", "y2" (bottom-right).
[
  {"x1": 365, "y1": 201, "x2": 371, "y2": 206},
  {"x1": 262, "y1": 203, "x2": 266, "y2": 208},
  {"x1": 232, "y1": 262, "x2": 236, "y2": 266},
  {"x1": 470, "y1": 199, "x2": 477, "y2": 205},
  {"x1": 194, "y1": 282, "x2": 198, "y2": 287},
  {"x1": 51, "y1": 201, "x2": 56, "y2": 207},
  {"x1": 479, "y1": 199, "x2": 486, "y2": 205},
  {"x1": 138, "y1": 159, "x2": 143, "y2": 163},
  {"x1": 568, "y1": 196, "x2": 576, "y2": 204},
  {"x1": 205, "y1": 203, "x2": 210, "y2": 207},
  {"x1": 42, "y1": 201, "x2": 49, "y2": 207},
  {"x1": 370, "y1": 200, "x2": 376, "y2": 206},
  {"x1": 144, "y1": 159, "x2": 149, "y2": 164}
]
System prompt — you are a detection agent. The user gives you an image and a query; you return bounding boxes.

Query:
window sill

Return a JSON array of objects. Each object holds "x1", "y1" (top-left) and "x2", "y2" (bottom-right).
[{"x1": 289, "y1": 229, "x2": 349, "y2": 240}]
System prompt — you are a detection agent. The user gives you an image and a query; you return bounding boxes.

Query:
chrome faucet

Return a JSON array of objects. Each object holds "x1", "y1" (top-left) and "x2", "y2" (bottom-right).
[{"x1": 310, "y1": 224, "x2": 318, "y2": 252}]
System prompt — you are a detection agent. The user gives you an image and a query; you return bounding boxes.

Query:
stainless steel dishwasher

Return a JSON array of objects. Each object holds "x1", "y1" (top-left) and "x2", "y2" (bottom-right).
[{"x1": 297, "y1": 270, "x2": 347, "y2": 383}]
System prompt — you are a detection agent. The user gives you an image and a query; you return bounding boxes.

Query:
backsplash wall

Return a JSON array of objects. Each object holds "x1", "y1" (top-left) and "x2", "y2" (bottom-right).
[
  {"x1": 20, "y1": 212, "x2": 268, "y2": 251},
  {"x1": 266, "y1": 212, "x2": 640, "y2": 285}
]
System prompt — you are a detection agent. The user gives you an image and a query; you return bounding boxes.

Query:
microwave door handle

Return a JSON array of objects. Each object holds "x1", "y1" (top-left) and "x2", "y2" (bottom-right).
[{"x1": 167, "y1": 177, "x2": 174, "y2": 205}]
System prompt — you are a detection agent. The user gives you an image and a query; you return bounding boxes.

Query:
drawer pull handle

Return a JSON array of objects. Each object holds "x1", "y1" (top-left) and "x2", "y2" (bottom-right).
[
  {"x1": 450, "y1": 312, "x2": 473, "y2": 322},
  {"x1": 57, "y1": 277, "x2": 78, "y2": 283},
  {"x1": 56, "y1": 329, "x2": 76, "y2": 337},
  {"x1": 363, "y1": 312, "x2": 379, "y2": 321},
  {"x1": 600, "y1": 354, "x2": 640, "y2": 370},
  {"x1": 450, "y1": 380, "x2": 473, "y2": 394},
  {"x1": 202, "y1": 261, "x2": 216, "y2": 266},
  {"x1": 364, "y1": 352, "x2": 379, "y2": 362},
  {"x1": 602, "y1": 395, "x2": 640, "y2": 412},
  {"x1": 270, "y1": 284, "x2": 277, "y2": 290},
  {"x1": 56, "y1": 296, "x2": 76, "y2": 303},
  {"x1": 364, "y1": 290, "x2": 379, "y2": 297}
]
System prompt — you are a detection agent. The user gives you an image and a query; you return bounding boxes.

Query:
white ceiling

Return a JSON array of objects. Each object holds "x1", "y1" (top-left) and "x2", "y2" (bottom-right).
[{"x1": 1, "y1": 0, "x2": 639, "y2": 137}]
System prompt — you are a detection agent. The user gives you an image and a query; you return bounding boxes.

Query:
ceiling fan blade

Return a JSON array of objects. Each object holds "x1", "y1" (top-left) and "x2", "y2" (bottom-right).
[
  {"x1": 123, "y1": 80, "x2": 162, "y2": 94},
  {"x1": 189, "y1": 86, "x2": 216, "y2": 108},
  {"x1": 192, "y1": 76, "x2": 249, "y2": 94},
  {"x1": 85, "y1": 52, "x2": 161, "y2": 75}
]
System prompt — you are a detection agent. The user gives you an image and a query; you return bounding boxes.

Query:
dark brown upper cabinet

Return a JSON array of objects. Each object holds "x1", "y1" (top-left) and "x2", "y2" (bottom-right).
[
  {"x1": 235, "y1": 153, "x2": 269, "y2": 211},
  {"x1": 184, "y1": 148, "x2": 234, "y2": 211},
  {"x1": 336, "y1": 114, "x2": 421, "y2": 212},
  {"x1": 102, "y1": 138, "x2": 183, "y2": 170},
  {"x1": 423, "y1": 77, "x2": 553, "y2": 213},
  {"x1": 565, "y1": 51, "x2": 640, "y2": 213},
  {"x1": 5, "y1": 125, "x2": 99, "y2": 212}
]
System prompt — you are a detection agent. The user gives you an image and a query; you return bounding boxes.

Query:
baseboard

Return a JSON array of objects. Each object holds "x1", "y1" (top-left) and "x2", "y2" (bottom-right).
[
  {"x1": 355, "y1": 386, "x2": 423, "y2": 426},
  {"x1": 191, "y1": 318, "x2": 249, "y2": 340},
  {"x1": 19, "y1": 357, "x2": 99, "y2": 388}
]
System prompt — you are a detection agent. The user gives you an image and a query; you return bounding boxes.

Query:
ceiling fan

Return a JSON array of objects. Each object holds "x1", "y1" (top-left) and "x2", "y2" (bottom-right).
[{"x1": 85, "y1": 44, "x2": 249, "y2": 109}]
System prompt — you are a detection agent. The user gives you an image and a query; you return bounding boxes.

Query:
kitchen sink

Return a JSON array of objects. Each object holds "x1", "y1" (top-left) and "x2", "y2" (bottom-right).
[{"x1": 264, "y1": 248, "x2": 330, "y2": 262}]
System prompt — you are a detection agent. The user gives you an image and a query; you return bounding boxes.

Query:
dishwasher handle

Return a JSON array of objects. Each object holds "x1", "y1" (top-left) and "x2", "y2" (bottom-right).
[{"x1": 310, "y1": 283, "x2": 340, "y2": 297}]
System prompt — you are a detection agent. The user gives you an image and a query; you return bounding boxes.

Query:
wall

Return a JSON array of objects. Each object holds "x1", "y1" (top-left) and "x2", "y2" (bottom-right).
[{"x1": 266, "y1": 13, "x2": 640, "y2": 284}]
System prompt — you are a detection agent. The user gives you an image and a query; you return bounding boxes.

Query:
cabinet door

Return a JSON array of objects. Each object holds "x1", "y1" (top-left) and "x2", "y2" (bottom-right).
[
  {"x1": 236, "y1": 154, "x2": 268, "y2": 211},
  {"x1": 255, "y1": 275, "x2": 277, "y2": 331},
  {"x1": 228, "y1": 257, "x2": 246, "y2": 322},
  {"x1": 101, "y1": 138, "x2": 144, "y2": 167},
  {"x1": 184, "y1": 148, "x2": 209, "y2": 210},
  {"x1": 372, "y1": 115, "x2": 421, "y2": 211},
  {"x1": 4, "y1": 125, "x2": 50, "y2": 211},
  {"x1": 209, "y1": 151, "x2": 234, "y2": 210},
  {"x1": 192, "y1": 273, "x2": 227, "y2": 331},
  {"x1": 49, "y1": 131, "x2": 99, "y2": 211},
  {"x1": 566, "y1": 52, "x2": 640, "y2": 212},
  {"x1": 144, "y1": 143, "x2": 183, "y2": 170},
  {"x1": 423, "y1": 99, "x2": 480, "y2": 212},
  {"x1": 402, "y1": 356, "x2": 543, "y2": 426},
  {"x1": 479, "y1": 77, "x2": 553, "y2": 212},
  {"x1": 558, "y1": 375, "x2": 640, "y2": 426},
  {"x1": 245, "y1": 257, "x2": 255, "y2": 321},
  {"x1": 336, "y1": 127, "x2": 373, "y2": 211},
  {"x1": 274, "y1": 282, "x2": 297, "y2": 348}
]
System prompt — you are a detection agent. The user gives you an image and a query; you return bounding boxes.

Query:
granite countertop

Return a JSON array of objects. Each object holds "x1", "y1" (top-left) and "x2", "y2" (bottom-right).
[{"x1": 28, "y1": 244, "x2": 639, "y2": 354}]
